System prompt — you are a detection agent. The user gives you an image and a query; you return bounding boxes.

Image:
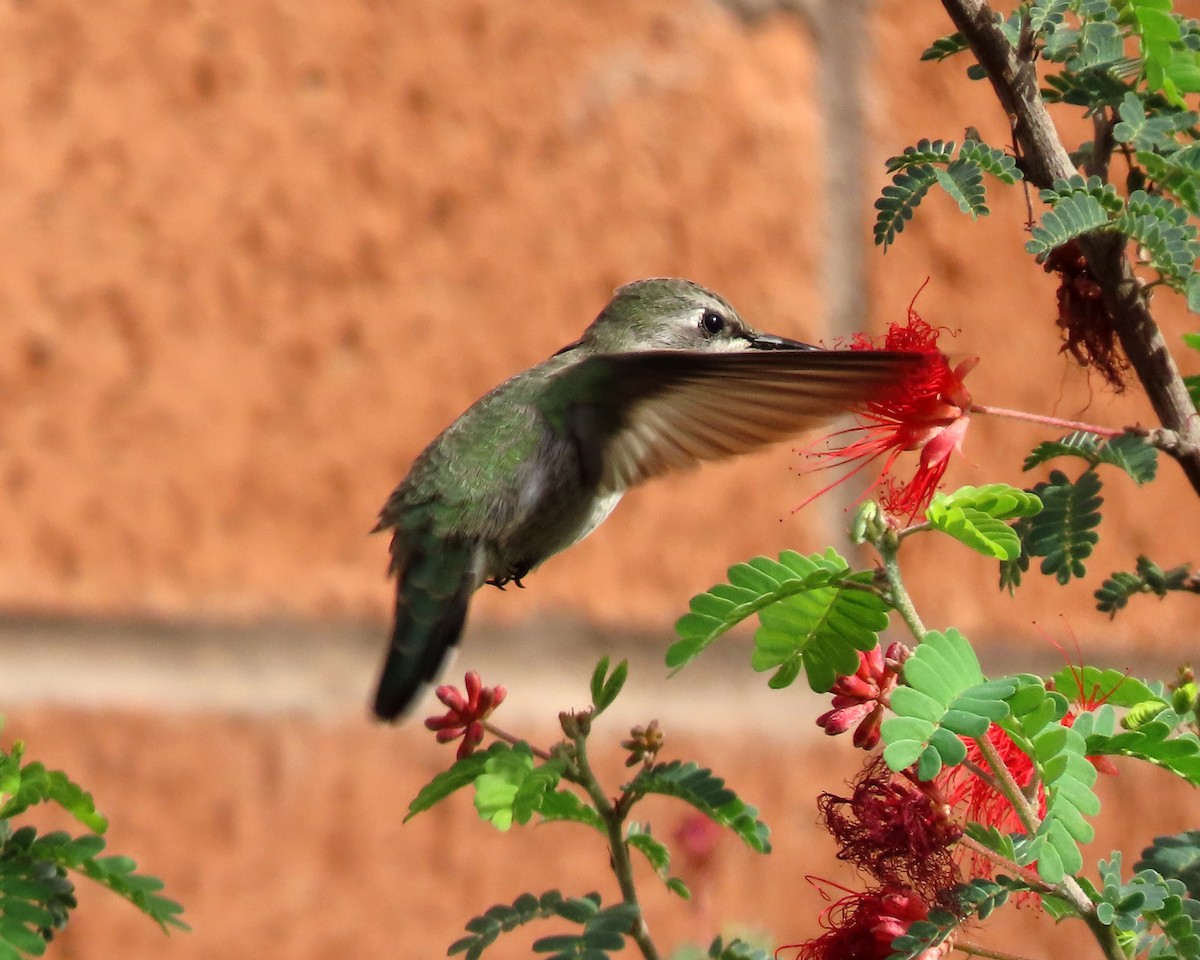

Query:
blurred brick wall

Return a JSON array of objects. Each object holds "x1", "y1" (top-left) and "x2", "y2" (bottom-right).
[{"x1": 1, "y1": 1, "x2": 1197, "y2": 959}]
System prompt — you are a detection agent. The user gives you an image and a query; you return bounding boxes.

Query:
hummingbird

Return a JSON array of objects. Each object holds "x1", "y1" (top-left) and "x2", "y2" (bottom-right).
[{"x1": 371, "y1": 278, "x2": 917, "y2": 720}]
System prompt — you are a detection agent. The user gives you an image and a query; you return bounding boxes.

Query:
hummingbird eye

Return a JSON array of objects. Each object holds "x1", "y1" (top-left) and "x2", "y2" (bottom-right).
[{"x1": 699, "y1": 310, "x2": 727, "y2": 336}]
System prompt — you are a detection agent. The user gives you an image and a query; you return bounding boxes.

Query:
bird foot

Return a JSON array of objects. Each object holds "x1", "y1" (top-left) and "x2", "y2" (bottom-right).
[{"x1": 486, "y1": 567, "x2": 529, "y2": 590}]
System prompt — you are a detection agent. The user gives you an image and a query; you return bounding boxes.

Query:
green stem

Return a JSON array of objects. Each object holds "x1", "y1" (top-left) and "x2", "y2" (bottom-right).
[
  {"x1": 969, "y1": 404, "x2": 1123, "y2": 438},
  {"x1": 482, "y1": 721, "x2": 553, "y2": 761},
  {"x1": 973, "y1": 737, "x2": 1124, "y2": 960},
  {"x1": 877, "y1": 531, "x2": 928, "y2": 641},
  {"x1": 956, "y1": 834, "x2": 1047, "y2": 890},
  {"x1": 569, "y1": 730, "x2": 661, "y2": 960},
  {"x1": 955, "y1": 941, "x2": 1040, "y2": 960}
]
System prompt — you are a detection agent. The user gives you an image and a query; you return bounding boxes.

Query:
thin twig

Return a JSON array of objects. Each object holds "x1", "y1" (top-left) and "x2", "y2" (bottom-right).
[
  {"x1": 482, "y1": 720, "x2": 554, "y2": 761},
  {"x1": 938, "y1": 0, "x2": 1200, "y2": 496},
  {"x1": 974, "y1": 735, "x2": 1124, "y2": 960},
  {"x1": 568, "y1": 729, "x2": 661, "y2": 960},
  {"x1": 956, "y1": 940, "x2": 1041, "y2": 960},
  {"x1": 957, "y1": 834, "x2": 1048, "y2": 890},
  {"x1": 969, "y1": 404, "x2": 1123, "y2": 438}
]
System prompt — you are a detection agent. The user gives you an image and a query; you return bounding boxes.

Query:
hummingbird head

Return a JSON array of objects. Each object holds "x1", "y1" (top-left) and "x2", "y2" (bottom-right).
[{"x1": 564, "y1": 278, "x2": 815, "y2": 355}]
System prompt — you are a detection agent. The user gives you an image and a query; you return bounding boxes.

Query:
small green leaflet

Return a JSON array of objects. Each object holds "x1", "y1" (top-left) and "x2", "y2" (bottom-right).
[
  {"x1": 625, "y1": 761, "x2": 771, "y2": 854},
  {"x1": 926, "y1": 484, "x2": 1043, "y2": 560}
]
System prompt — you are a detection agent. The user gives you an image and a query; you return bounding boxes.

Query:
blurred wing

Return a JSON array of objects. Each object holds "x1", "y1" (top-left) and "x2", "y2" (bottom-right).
[{"x1": 541, "y1": 349, "x2": 920, "y2": 492}]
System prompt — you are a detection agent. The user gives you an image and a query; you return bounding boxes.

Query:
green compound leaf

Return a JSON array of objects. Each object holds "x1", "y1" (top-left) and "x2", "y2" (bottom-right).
[
  {"x1": 1071, "y1": 18, "x2": 1126, "y2": 71},
  {"x1": 449, "y1": 890, "x2": 590, "y2": 960},
  {"x1": 1094, "y1": 555, "x2": 1195, "y2": 616},
  {"x1": 1112, "y1": 90, "x2": 1196, "y2": 152},
  {"x1": 1139, "y1": 143, "x2": 1200, "y2": 216},
  {"x1": 1026, "y1": 191, "x2": 1116, "y2": 257},
  {"x1": 875, "y1": 164, "x2": 939, "y2": 248},
  {"x1": 0, "y1": 855, "x2": 73, "y2": 954},
  {"x1": 625, "y1": 826, "x2": 689, "y2": 900},
  {"x1": 626, "y1": 761, "x2": 770, "y2": 854},
  {"x1": 1137, "y1": 831, "x2": 1200, "y2": 899},
  {"x1": 1115, "y1": 190, "x2": 1200, "y2": 288},
  {"x1": 73, "y1": 851, "x2": 187, "y2": 933},
  {"x1": 920, "y1": 32, "x2": 969, "y2": 62},
  {"x1": 531, "y1": 901, "x2": 641, "y2": 959},
  {"x1": 875, "y1": 138, "x2": 1019, "y2": 249},
  {"x1": 749, "y1": 554, "x2": 890, "y2": 693},
  {"x1": 1023, "y1": 431, "x2": 1158, "y2": 485},
  {"x1": 0, "y1": 764, "x2": 107, "y2": 835},
  {"x1": 881, "y1": 630, "x2": 1015, "y2": 780},
  {"x1": 1095, "y1": 433, "x2": 1159, "y2": 485},
  {"x1": 885, "y1": 878, "x2": 1017, "y2": 960},
  {"x1": 669, "y1": 549, "x2": 858, "y2": 673},
  {"x1": 473, "y1": 743, "x2": 564, "y2": 831},
  {"x1": 1029, "y1": 0, "x2": 1072, "y2": 34},
  {"x1": 935, "y1": 158, "x2": 988, "y2": 218},
  {"x1": 536, "y1": 790, "x2": 605, "y2": 833},
  {"x1": 927, "y1": 484, "x2": 1043, "y2": 560},
  {"x1": 1128, "y1": 0, "x2": 1200, "y2": 104},
  {"x1": 1001, "y1": 683, "x2": 1099, "y2": 884},
  {"x1": 958, "y1": 139, "x2": 1022, "y2": 183},
  {"x1": 1024, "y1": 469, "x2": 1103, "y2": 585},
  {"x1": 1084, "y1": 715, "x2": 1200, "y2": 785},
  {"x1": 405, "y1": 744, "x2": 500, "y2": 822},
  {"x1": 669, "y1": 550, "x2": 888, "y2": 693},
  {"x1": 1094, "y1": 853, "x2": 1200, "y2": 959},
  {"x1": 885, "y1": 139, "x2": 957, "y2": 171}
]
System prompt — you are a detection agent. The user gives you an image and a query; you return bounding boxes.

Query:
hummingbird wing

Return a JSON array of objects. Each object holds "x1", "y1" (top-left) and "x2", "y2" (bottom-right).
[{"x1": 541, "y1": 349, "x2": 920, "y2": 492}]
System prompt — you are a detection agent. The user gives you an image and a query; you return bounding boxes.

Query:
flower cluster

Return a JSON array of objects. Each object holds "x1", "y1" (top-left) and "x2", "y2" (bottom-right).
[
  {"x1": 620, "y1": 719, "x2": 664, "y2": 767},
  {"x1": 789, "y1": 758, "x2": 964, "y2": 960},
  {"x1": 423, "y1": 671, "x2": 507, "y2": 759},
  {"x1": 787, "y1": 885, "x2": 950, "y2": 960},
  {"x1": 818, "y1": 757, "x2": 961, "y2": 900},
  {"x1": 816, "y1": 642, "x2": 909, "y2": 749}
]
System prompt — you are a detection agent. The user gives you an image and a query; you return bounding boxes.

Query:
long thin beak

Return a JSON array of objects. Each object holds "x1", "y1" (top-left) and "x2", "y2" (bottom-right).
[{"x1": 747, "y1": 332, "x2": 817, "y2": 351}]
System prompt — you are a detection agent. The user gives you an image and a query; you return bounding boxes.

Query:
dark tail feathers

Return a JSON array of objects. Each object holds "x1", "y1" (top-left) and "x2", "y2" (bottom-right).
[{"x1": 372, "y1": 545, "x2": 478, "y2": 721}]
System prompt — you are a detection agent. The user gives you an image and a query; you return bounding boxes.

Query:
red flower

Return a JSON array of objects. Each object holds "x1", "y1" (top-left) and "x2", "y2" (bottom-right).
[
  {"x1": 817, "y1": 643, "x2": 909, "y2": 749},
  {"x1": 804, "y1": 305, "x2": 975, "y2": 520},
  {"x1": 941, "y1": 725, "x2": 1043, "y2": 852},
  {"x1": 424, "y1": 671, "x2": 507, "y2": 759},
  {"x1": 817, "y1": 756, "x2": 962, "y2": 901},
  {"x1": 1045, "y1": 625, "x2": 1122, "y2": 776},
  {"x1": 783, "y1": 885, "x2": 950, "y2": 960}
]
